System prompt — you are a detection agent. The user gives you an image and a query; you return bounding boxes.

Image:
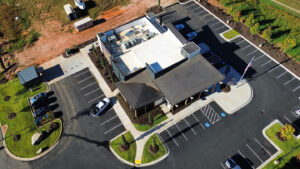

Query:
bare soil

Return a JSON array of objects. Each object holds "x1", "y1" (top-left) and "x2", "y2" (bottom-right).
[
  {"x1": 200, "y1": 0, "x2": 300, "y2": 77},
  {"x1": 14, "y1": 0, "x2": 177, "y2": 71}
]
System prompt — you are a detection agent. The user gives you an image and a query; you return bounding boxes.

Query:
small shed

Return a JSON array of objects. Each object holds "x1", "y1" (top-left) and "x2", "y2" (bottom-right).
[
  {"x1": 64, "y1": 4, "x2": 77, "y2": 21},
  {"x1": 18, "y1": 66, "x2": 41, "y2": 88},
  {"x1": 74, "y1": 17, "x2": 93, "y2": 32}
]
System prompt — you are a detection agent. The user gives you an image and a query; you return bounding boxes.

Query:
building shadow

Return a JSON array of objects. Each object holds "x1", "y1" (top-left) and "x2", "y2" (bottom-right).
[
  {"x1": 94, "y1": 18, "x2": 106, "y2": 26},
  {"x1": 42, "y1": 64, "x2": 64, "y2": 82}
]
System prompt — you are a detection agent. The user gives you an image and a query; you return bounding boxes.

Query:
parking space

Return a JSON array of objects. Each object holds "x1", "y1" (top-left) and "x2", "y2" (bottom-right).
[
  {"x1": 50, "y1": 68, "x2": 125, "y2": 141},
  {"x1": 159, "y1": 102, "x2": 225, "y2": 151},
  {"x1": 220, "y1": 136, "x2": 278, "y2": 169}
]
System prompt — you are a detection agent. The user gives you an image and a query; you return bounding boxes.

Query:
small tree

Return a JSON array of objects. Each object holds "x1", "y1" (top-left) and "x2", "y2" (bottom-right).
[
  {"x1": 280, "y1": 124, "x2": 295, "y2": 140},
  {"x1": 262, "y1": 27, "x2": 272, "y2": 42},
  {"x1": 99, "y1": 54, "x2": 105, "y2": 69},
  {"x1": 250, "y1": 23, "x2": 260, "y2": 35},
  {"x1": 245, "y1": 13, "x2": 255, "y2": 27},
  {"x1": 148, "y1": 112, "x2": 152, "y2": 125},
  {"x1": 282, "y1": 37, "x2": 296, "y2": 51},
  {"x1": 151, "y1": 137, "x2": 157, "y2": 149},
  {"x1": 233, "y1": 11, "x2": 241, "y2": 23}
]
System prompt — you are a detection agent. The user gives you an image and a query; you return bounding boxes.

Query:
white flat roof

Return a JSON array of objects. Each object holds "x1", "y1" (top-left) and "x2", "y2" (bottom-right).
[
  {"x1": 74, "y1": 17, "x2": 92, "y2": 27},
  {"x1": 64, "y1": 4, "x2": 73, "y2": 15},
  {"x1": 119, "y1": 30, "x2": 185, "y2": 73}
]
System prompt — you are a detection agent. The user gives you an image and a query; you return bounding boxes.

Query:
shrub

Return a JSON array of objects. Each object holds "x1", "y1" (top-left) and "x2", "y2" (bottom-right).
[
  {"x1": 262, "y1": 27, "x2": 272, "y2": 42},
  {"x1": 250, "y1": 23, "x2": 260, "y2": 35},
  {"x1": 282, "y1": 37, "x2": 297, "y2": 51},
  {"x1": 280, "y1": 124, "x2": 295, "y2": 140},
  {"x1": 245, "y1": 13, "x2": 255, "y2": 27}
]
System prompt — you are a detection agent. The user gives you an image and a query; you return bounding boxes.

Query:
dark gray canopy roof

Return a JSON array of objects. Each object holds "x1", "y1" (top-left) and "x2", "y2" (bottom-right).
[
  {"x1": 116, "y1": 82, "x2": 163, "y2": 110},
  {"x1": 18, "y1": 66, "x2": 39, "y2": 85},
  {"x1": 153, "y1": 55, "x2": 224, "y2": 105}
]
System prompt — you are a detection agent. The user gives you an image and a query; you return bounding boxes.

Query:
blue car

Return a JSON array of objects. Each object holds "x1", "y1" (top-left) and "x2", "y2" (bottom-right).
[
  {"x1": 175, "y1": 24, "x2": 185, "y2": 31},
  {"x1": 33, "y1": 106, "x2": 51, "y2": 117},
  {"x1": 30, "y1": 92, "x2": 47, "y2": 104},
  {"x1": 186, "y1": 32, "x2": 197, "y2": 41}
]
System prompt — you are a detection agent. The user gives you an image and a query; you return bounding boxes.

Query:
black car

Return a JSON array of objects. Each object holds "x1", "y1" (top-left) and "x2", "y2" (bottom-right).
[{"x1": 33, "y1": 106, "x2": 51, "y2": 117}]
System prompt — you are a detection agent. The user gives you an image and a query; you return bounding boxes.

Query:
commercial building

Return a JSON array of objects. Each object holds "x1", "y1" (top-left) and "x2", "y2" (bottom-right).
[{"x1": 97, "y1": 13, "x2": 224, "y2": 116}]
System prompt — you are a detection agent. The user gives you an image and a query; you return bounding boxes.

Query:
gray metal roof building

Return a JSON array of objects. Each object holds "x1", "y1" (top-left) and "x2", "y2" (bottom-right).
[
  {"x1": 18, "y1": 66, "x2": 41, "y2": 88},
  {"x1": 153, "y1": 55, "x2": 224, "y2": 105}
]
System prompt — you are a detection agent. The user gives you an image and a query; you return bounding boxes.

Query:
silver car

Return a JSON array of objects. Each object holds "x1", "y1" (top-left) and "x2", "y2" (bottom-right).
[{"x1": 90, "y1": 98, "x2": 110, "y2": 117}]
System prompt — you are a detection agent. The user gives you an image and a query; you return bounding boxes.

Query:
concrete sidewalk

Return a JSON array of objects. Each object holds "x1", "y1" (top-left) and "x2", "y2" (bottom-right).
[{"x1": 42, "y1": 44, "x2": 253, "y2": 166}]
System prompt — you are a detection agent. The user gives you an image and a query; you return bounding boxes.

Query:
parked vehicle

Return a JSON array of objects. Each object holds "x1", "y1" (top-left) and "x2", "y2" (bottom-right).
[
  {"x1": 90, "y1": 98, "x2": 110, "y2": 117},
  {"x1": 30, "y1": 92, "x2": 47, "y2": 104},
  {"x1": 225, "y1": 158, "x2": 241, "y2": 169},
  {"x1": 65, "y1": 47, "x2": 79, "y2": 57},
  {"x1": 175, "y1": 24, "x2": 185, "y2": 31},
  {"x1": 186, "y1": 32, "x2": 197, "y2": 41},
  {"x1": 295, "y1": 107, "x2": 300, "y2": 117},
  {"x1": 34, "y1": 113, "x2": 50, "y2": 127},
  {"x1": 33, "y1": 105, "x2": 51, "y2": 117},
  {"x1": 74, "y1": 0, "x2": 86, "y2": 10},
  {"x1": 197, "y1": 42, "x2": 211, "y2": 54}
]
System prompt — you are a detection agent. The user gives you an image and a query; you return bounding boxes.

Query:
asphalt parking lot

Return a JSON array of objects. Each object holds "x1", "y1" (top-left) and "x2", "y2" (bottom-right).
[
  {"x1": 50, "y1": 67, "x2": 126, "y2": 141},
  {"x1": 158, "y1": 102, "x2": 225, "y2": 151}
]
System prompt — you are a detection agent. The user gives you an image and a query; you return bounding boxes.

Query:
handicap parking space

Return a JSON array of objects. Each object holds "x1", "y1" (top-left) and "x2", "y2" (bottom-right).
[{"x1": 158, "y1": 102, "x2": 225, "y2": 152}]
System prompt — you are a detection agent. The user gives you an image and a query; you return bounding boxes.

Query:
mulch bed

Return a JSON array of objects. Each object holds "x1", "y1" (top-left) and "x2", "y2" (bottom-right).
[
  {"x1": 276, "y1": 132, "x2": 287, "y2": 142},
  {"x1": 148, "y1": 144, "x2": 159, "y2": 154},
  {"x1": 88, "y1": 47, "x2": 117, "y2": 91},
  {"x1": 4, "y1": 96, "x2": 10, "y2": 102},
  {"x1": 198, "y1": 1, "x2": 300, "y2": 77},
  {"x1": 13, "y1": 134, "x2": 21, "y2": 141},
  {"x1": 116, "y1": 93, "x2": 164, "y2": 125},
  {"x1": 8, "y1": 112, "x2": 16, "y2": 120},
  {"x1": 119, "y1": 144, "x2": 130, "y2": 151},
  {"x1": 220, "y1": 84, "x2": 231, "y2": 92}
]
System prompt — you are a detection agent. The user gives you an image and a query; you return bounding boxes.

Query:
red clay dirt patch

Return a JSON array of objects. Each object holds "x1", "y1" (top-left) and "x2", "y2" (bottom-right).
[{"x1": 14, "y1": 0, "x2": 177, "y2": 70}]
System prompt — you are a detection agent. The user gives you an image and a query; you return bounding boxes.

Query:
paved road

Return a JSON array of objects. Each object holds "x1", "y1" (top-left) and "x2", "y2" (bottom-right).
[{"x1": 1, "y1": 2, "x2": 300, "y2": 169}]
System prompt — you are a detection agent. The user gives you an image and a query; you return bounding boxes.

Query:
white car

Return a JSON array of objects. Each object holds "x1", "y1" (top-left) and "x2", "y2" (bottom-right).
[
  {"x1": 74, "y1": 0, "x2": 86, "y2": 10},
  {"x1": 90, "y1": 98, "x2": 110, "y2": 117},
  {"x1": 295, "y1": 107, "x2": 300, "y2": 117}
]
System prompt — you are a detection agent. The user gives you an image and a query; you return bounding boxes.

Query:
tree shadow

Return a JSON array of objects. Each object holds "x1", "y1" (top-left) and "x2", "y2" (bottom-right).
[
  {"x1": 63, "y1": 133, "x2": 110, "y2": 152},
  {"x1": 272, "y1": 29, "x2": 290, "y2": 39},
  {"x1": 21, "y1": 106, "x2": 31, "y2": 112},
  {"x1": 258, "y1": 19, "x2": 275, "y2": 26}
]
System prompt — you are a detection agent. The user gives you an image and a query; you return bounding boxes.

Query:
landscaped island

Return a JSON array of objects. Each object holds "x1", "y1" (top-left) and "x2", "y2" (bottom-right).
[{"x1": 0, "y1": 78, "x2": 62, "y2": 158}]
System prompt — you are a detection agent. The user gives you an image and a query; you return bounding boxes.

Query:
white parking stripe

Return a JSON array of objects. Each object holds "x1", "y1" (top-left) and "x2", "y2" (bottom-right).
[
  {"x1": 268, "y1": 65, "x2": 280, "y2": 73},
  {"x1": 254, "y1": 55, "x2": 264, "y2": 61},
  {"x1": 275, "y1": 71, "x2": 287, "y2": 79},
  {"x1": 236, "y1": 40, "x2": 245, "y2": 45},
  {"x1": 84, "y1": 88, "x2": 101, "y2": 96},
  {"x1": 184, "y1": 119, "x2": 197, "y2": 135},
  {"x1": 241, "y1": 44, "x2": 251, "y2": 50},
  {"x1": 73, "y1": 70, "x2": 90, "y2": 78},
  {"x1": 100, "y1": 115, "x2": 118, "y2": 126},
  {"x1": 201, "y1": 13, "x2": 210, "y2": 18},
  {"x1": 77, "y1": 76, "x2": 93, "y2": 84},
  {"x1": 192, "y1": 114, "x2": 205, "y2": 129},
  {"x1": 247, "y1": 50, "x2": 257, "y2": 56},
  {"x1": 210, "y1": 21, "x2": 220, "y2": 27},
  {"x1": 175, "y1": 124, "x2": 188, "y2": 141},
  {"x1": 283, "y1": 77, "x2": 295, "y2": 86},
  {"x1": 104, "y1": 123, "x2": 123, "y2": 134},
  {"x1": 283, "y1": 115, "x2": 300, "y2": 131},
  {"x1": 215, "y1": 25, "x2": 226, "y2": 31},
  {"x1": 87, "y1": 94, "x2": 104, "y2": 103},
  {"x1": 185, "y1": 3, "x2": 195, "y2": 8},
  {"x1": 166, "y1": 129, "x2": 179, "y2": 147},
  {"x1": 238, "y1": 150, "x2": 255, "y2": 169},
  {"x1": 220, "y1": 162, "x2": 226, "y2": 169},
  {"x1": 80, "y1": 82, "x2": 97, "y2": 90},
  {"x1": 205, "y1": 17, "x2": 215, "y2": 23},
  {"x1": 253, "y1": 138, "x2": 272, "y2": 156},
  {"x1": 246, "y1": 143, "x2": 263, "y2": 163},
  {"x1": 293, "y1": 86, "x2": 300, "y2": 92},
  {"x1": 260, "y1": 60, "x2": 272, "y2": 67},
  {"x1": 192, "y1": 7, "x2": 201, "y2": 12},
  {"x1": 197, "y1": 10, "x2": 206, "y2": 15}
]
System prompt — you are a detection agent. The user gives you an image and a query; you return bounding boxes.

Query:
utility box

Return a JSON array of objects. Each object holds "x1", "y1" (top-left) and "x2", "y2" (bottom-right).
[
  {"x1": 74, "y1": 17, "x2": 93, "y2": 32},
  {"x1": 64, "y1": 4, "x2": 77, "y2": 21}
]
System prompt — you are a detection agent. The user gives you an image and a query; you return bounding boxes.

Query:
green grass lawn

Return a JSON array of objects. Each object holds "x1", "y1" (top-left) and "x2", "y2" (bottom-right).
[
  {"x1": 110, "y1": 132, "x2": 136, "y2": 163},
  {"x1": 222, "y1": 29, "x2": 240, "y2": 40},
  {"x1": 133, "y1": 114, "x2": 168, "y2": 132},
  {"x1": 277, "y1": 0, "x2": 300, "y2": 11},
  {"x1": 263, "y1": 122, "x2": 300, "y2": 169},
  {"x1": 0, "y1": 79, "x2": 62, "y2": 158},
  {"x1": 142, "y1": 134, "x2": 167, "y2": 164}
]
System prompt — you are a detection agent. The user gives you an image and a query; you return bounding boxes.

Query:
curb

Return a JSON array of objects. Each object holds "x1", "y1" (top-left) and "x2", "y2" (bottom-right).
[
  {"x1": 2, "y1": 119, "x2": 63, "y2": 161},
  {"x1": 227, "y1": 79, "x2": 254, "y2": 114},
  {"x1": 257, "y1": 119, "x2": 282, "y2": 169},
  {"x1": 178, "y1": 0, "x2": 192, "y2": 5},
  {"x1": 193, "y1": 0, "x2": 300, "y2": 81},
  {"x1": 219, "y1": 29, "x2": 241, "y2": 42}
]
